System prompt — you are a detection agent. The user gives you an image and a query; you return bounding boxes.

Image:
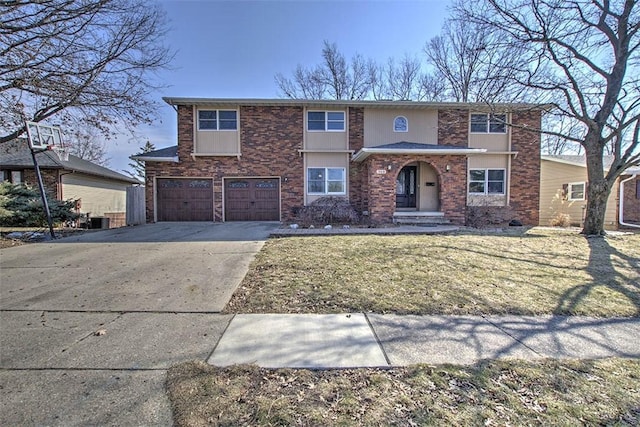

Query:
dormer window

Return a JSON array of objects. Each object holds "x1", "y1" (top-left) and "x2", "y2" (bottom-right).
[{"x1": 394, "y1": 116, "x2": 408, "y2": 132}]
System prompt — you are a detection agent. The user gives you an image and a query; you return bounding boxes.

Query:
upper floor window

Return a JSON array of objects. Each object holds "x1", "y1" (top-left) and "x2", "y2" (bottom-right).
[
  {"x1": 394, "y1": 116, "x2": 408, "y2": 132},
  {"x1": 307, "y1": 111, "x2": 345, "y2": 131},
  {"x1": 470, "y1": 113, "x2": 507, "y2": 133},
  {"x1": 198, "y1": 110, "x2": 237, "y2": 131},
  {"x1": 469, "y1": 169, "x2": 505, "y2": 195}
]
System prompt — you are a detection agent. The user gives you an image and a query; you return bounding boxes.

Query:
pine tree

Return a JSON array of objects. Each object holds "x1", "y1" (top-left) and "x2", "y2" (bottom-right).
[{"x1": 126, "y1": 141, "x2": 155, "y2": 182}]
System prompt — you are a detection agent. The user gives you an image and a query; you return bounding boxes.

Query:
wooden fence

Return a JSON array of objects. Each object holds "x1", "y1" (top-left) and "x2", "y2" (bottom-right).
[{"x1": 126, "y1": 186, "x2": 146, "y2": 226}]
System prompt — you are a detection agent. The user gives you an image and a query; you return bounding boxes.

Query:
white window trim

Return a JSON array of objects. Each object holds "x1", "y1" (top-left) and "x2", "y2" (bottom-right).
[
  {"x1": 197, "y1": 109, "x2": 238, "y2": 131},
  {"x1": 307, "y1": 111, "x2": 346, "y2": 132},
  {"x1": 468, "y1": 168, "x2": 506, "y2": 195},
  {"x1": 307, "y1": 167, "x2": 346, "y2": 195},
  {"x1": 568, "y1": 182, "x2": 586, "y2": 201},
  {"x1": 469, "y1": 113, "x2": 508, "y2": 134},
  {"x1": 393, "y1": 116, "x2": 408, "y2": 133}
]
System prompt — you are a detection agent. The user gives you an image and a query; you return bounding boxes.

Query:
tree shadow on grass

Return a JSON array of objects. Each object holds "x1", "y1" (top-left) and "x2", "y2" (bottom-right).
[{"x1": 553, "y1": 236, "x2": 640, "y2": 317}]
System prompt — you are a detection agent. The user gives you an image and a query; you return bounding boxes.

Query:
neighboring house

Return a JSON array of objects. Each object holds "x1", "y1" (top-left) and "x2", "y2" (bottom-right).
[
  {"x1": 134, "y1": 98, "x2": 546, "y2": 225},
  {"x1": 1, "y1": 139, "x2": 141, "y2": 227},
  {"x1": 539, "y1": 155, "x2": 640, "y2": 229}
]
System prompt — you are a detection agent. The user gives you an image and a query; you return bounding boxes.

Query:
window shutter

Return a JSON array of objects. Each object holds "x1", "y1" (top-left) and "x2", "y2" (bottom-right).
[{"x1": 562, "y1": 183, "x2": 568, "y2": 200}]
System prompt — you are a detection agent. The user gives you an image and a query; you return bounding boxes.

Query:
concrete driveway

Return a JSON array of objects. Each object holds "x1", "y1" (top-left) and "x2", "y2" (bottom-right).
[{"x1": 0, "y1": 222, "x2": 278, "y2": 426}]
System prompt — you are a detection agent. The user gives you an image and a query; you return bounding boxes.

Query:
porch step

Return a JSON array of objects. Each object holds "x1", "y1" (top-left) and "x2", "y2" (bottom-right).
[{"x1": 393, "y1": 212, "x2": 452, "y2": 226}]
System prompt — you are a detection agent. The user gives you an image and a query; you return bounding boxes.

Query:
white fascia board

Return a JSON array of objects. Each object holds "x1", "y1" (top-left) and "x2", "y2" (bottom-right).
[
  {"x1": 130, "y1": 155, "x2": 179, "y2": 163},
  {"x1": 540, "y1": 156, "x2": 587, "y2": 168},
  {"x1": 352, "y1": 147, "x2": 487, "y2": 162}
]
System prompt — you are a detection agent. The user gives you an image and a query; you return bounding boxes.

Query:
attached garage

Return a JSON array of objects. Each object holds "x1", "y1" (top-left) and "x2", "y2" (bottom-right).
[
  {"x1": 156, "y1": 178, "x2": 213, "y2": 221},
  {"x1": 224, "y1": 178, "x2": 280, "y2": 221}
]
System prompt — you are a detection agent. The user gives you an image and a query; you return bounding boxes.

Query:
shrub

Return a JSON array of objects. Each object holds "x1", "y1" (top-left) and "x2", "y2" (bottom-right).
[
  {"x1": 0, "y1": 182, "x2": 78, "y2": 227},
  {"x1": 293, "y1": 196, "x2": 359, "y2": 226},
  {"x1": 466, "y1": 205, "x2": 516, "y2": 228},
  {"x1": 549, "y1": 213, "x2": 572, "y2": 227}
]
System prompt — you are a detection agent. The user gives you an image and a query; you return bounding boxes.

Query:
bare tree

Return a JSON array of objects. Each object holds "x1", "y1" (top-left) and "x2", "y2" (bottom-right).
[
  {"x1": 368, "y1": 54, "x2": 430, "y2": 101},
  {"x1": 541, "y1": 115, "x2": 584, "y2": 155},
  {"x1": 0, "y1": 0, "x2": 172, "y2": 144},
  {"x1": 455, "y1": 0, "x2": 640, "y2": 235},
  {"x1": 65, "y1": 124, "x2": 110, "y2": 166},
  {"x1": 275, "y1": 41, "x2": 371, "y2": 100},
  {"x1": 425, "y1": 17, "x2": 526, "y2": 102},
  {"x1": 275, "y1": 65, "x2": 326, "y2": 100}
]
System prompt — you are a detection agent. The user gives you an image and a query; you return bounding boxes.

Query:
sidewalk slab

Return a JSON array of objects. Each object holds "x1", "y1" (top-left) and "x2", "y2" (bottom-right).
[
  {"x1": 0, "y1": 369, "x2": 170, "y2": 426},
  {"x1": 208, "y1": 313, "x2": 388, "y2": 368},
  {"x1": 484, "y1": 315, "x2": 640, "y2": 359},
  {"x1": 368, "y1": 314, "x2": 540, "y2": 365}
]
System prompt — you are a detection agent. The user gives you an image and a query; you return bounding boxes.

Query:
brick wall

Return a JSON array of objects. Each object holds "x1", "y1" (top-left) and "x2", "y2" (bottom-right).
[
  {"x1": 146, "y1": 105, "x2": 304, "y2": 222},
  {"x1": 364, "y1": 154, "x2": 467, "y2": 225},
  {"x1": 510, "y1": 110, "x2": 542, "y2": 225},
  {"x1": 438, "y1": 109, "x2": 468, "y2": 147},
  {"x1": 104, "y1": 212, "x2": 126, "y2": 228},
  {"x1": 22, "y1": 168, "x2": 59, "y2": 199},
  {"x1": 622, "y1": 175, "x2": 640, "y2": 224},
  {"x1": 348, "y1": 107, "x2": 366, "y2": 214}
]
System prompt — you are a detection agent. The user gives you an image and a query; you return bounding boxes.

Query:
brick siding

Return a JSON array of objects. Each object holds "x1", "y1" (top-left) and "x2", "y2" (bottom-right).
[
  {"x1": 438, "y1": 109, "x2": 469, "y2": 147},
  {"x1": 146, "y1": 105, "x2": 304, "y2": 222},
  {"x1": 510, "y1": 110, "x2": 542, "y2": 225},
  {"x1": 348, "y1": 107, "x2": 366, "y2": 214},
  {"x1": 363, "y1": 154, "x2": 467, "y2": 225},
  {"x1": 22, "y1": 168, "x2": 59, "y2": 199}
]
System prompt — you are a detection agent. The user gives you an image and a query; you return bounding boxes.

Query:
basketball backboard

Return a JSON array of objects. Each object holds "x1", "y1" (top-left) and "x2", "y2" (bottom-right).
[{"x1": 26, "y1": 121, "x2": 63, "y2": 150}]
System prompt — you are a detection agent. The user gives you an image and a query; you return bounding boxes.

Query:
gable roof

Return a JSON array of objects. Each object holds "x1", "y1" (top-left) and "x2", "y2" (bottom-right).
[
  {"x1": 0, "y1": 139, "x2": 141, "y2": 184},
  {"x1": 542, "y1": 155, "x2": 640, "y2": 174},
  {"x1": 130, "y1": 145, "x2": 178, "y2": 162}
]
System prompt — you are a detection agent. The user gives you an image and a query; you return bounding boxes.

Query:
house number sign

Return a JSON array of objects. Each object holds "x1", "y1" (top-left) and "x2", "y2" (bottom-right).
[{"x1": 376, "y1": 169, "x2": 387, "y2": 174}]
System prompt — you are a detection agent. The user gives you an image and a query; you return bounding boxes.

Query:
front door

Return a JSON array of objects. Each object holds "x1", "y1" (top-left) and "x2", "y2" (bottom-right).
[{"x1": 396, "y1": 166, "x2": 417, "y2": 208}]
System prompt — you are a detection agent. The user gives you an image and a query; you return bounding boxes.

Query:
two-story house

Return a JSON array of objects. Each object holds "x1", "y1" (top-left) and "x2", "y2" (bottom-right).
[{"x1": 135, "y1": 98, "x2": 544, "y2": 225}]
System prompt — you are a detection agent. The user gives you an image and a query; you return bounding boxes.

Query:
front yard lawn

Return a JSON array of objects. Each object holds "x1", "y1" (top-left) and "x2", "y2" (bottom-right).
[
  {"x1": 168, "y1": 358, "x2": 640, "y2": 426},
  {"x1": 225, "y1": 228, "x2": 639, "y2": 317}
]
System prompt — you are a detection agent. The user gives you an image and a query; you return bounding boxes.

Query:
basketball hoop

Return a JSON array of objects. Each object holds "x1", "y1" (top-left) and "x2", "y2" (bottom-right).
[{"x1": 49, "y1": 145, "x2": 69, "y2": 162}]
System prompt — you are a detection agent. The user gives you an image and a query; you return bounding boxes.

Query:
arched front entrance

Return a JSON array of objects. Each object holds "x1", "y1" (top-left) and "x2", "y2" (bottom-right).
[{"x1": 395, "y1": 162, "x2": 440, "y2": 212}]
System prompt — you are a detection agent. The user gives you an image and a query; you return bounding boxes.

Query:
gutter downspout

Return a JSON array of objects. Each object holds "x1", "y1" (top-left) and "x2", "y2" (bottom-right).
[{"x1": 619, "y1": 173, "x2": 640, "y2": 229}]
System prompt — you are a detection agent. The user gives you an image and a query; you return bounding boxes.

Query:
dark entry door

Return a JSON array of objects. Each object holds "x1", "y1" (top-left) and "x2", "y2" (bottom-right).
[{"x1": 396, "y1": 166, "x2": 417, "y2": 208}]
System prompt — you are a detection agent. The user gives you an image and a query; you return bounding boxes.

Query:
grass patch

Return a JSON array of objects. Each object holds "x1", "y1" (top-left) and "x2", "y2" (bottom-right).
[
  {"x1": 167, "y1": 358, "x2": 640, "y2": 426},
  {"x1": 226, "y1": 228, "x2": 639, "y2": 317}
]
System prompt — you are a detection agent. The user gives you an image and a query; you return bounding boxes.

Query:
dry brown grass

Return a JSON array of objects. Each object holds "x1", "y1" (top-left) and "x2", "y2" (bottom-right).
[
  {"x1": 225, "y1": 228, "x2": 640, "y2": 317},
  {"x1": 167, "y1": 358, "x2": 640, "y2": 426}
]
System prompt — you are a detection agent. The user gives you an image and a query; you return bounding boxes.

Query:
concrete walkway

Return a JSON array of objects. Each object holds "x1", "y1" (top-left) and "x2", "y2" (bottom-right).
[
  {"x1": 209, "y1": 313, "x2": 640, "y2": 368},
  {"x1": 271, "y1": 224, "x2": 460, "y2": 237}
]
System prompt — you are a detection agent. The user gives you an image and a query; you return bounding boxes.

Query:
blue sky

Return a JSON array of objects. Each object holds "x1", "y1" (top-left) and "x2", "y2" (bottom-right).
[{"x1": 110, "y1": 0, "x2": 451, "y2": 173}]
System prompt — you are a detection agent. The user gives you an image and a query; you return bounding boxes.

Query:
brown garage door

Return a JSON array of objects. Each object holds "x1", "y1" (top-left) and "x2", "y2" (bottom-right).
[
  {"x1": 225, "y1": 178, "x2": 280, "y2": 221},
  {"x1": 157, "y1": 178, "x2": 213, "y2": 221}
]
